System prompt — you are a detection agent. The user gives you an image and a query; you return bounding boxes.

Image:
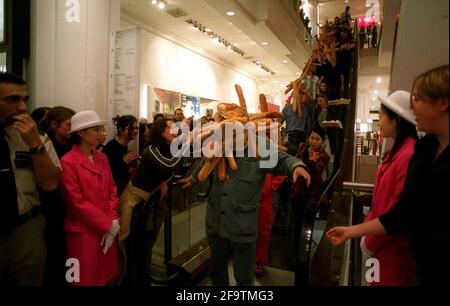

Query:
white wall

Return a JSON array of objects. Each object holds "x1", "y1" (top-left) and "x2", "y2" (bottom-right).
[
  {"x1": 119, "y1": 20, "x2": 259, "y2": 119},
  {"x1": 390, "y1": 0, "x2": 449, "y2": 92},
  {"x1": 28, "y1": 0, "x2": 121, "y2": 121}
]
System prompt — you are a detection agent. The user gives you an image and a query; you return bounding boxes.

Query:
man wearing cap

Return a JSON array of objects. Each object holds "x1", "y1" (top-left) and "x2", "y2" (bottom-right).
[
  {"x1": 59, "y1": 110, "x2": 120, "y2": 286},
  {"x1": 0, "y1": 73, "x2": 61, "y2": 285}
]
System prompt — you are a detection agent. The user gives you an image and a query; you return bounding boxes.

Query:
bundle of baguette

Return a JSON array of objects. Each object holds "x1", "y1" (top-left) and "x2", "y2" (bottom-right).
[
  {"x1": 196, "y1": 85, "x2": 287, "y2": 183},
  {"x1": 284, "y1": 20, "x2": 340, "y2": 117}
]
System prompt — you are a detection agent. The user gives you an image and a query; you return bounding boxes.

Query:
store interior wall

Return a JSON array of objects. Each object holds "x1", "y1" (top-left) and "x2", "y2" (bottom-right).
[
  {"x1": 120, "y1": 19, "x2": 259, "y2": 119},
  {"x1": 390, "y1": 0, "x2": 449, "y2": 92},
  {"x1": 28, "y1": 0, "x2": 121, "y2": 120}
]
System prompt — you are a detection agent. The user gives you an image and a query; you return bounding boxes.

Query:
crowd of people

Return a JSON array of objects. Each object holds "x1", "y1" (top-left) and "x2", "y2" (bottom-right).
[{"x1": 0, "y1": 24, "x2": 448, "y2": 286}]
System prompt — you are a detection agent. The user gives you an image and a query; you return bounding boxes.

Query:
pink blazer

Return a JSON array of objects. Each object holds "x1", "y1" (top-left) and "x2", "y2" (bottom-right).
[
  {"x1": 365, "y1": 136, "x2": 416, "y2": 285},
  {"x1": 60, "y1": 145, "x2": 119, "y2": 234}
]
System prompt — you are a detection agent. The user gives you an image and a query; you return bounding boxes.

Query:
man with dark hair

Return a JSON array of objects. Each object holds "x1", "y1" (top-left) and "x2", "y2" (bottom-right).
[
  {"x1": 174, "y1": 108, "x2": 185, "y2": 122},
  {"x1": 0, "y1": 73, "x2": 61, "y2": 286},
  {"x1": 340, "y1": 6, "x2": 352, "y2": 26}
]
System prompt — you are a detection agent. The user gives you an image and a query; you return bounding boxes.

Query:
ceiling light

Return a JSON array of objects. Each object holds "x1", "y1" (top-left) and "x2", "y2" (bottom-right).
[
  {"x1": 261, "y1": 42, "x2": 268, "y2": 46},
  {"x1": 296, "y1": 72, "x2": 301, "y2": 75},
  {"x1": 158, "y1": 1, "x2": 167, "y2": 9},
  {"x1": 374, "y1": 90, "x2": 378, "y2": 94},
  {"x1": 250, "y1": 41, "x2": 256, "y2": 45},
  {"x1": 282, "y1": 60, "x2": 288, "y2": 63},
  {"x1": 151, "y1": 0, "x2": 157, "y2": 5},
  {"x1": 226, "y1": 11, "x2": 236, "y2": 16},
  {"x1": 376, "y1": 77, "x2": 382, "y2": 83}
]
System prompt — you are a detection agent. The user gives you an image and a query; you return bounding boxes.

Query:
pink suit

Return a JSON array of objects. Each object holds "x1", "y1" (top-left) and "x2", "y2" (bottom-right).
[
  {"x1": 60, "y1": 145, "x2": 120, "y2": 286},
  {"x1": 364, "y1": 137, "x2": 416, "y2": 286}
]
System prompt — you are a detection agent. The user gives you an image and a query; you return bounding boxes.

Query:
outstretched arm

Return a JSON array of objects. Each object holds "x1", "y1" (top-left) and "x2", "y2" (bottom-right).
[{"x1": 326, "y1": 218, "x2": 387, "y2": 245}]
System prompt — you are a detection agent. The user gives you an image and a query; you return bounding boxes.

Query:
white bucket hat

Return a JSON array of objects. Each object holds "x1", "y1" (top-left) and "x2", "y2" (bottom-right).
[
  {"x1": 69, "y1": 110, "x2": 107, "y2": 133},
  {"x1": 378, "y1": 90, "x2": 417, "y2": 125}
]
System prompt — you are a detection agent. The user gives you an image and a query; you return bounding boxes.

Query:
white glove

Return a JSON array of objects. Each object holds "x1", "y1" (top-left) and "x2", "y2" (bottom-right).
[
  {"x1": 108, "y1": 219, "x2": 120, "y2": 238},
  {"x1": 102, "y1": 233, "x2": 115, "y2": 255},
  {"x1": 100, "y1": 220, "x2": 120, "y2": 255}
]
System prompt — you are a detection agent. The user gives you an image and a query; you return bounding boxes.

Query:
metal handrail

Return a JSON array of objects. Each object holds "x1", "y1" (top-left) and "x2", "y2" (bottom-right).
[
  {"x1": 295, "y1": 168, "x2": 342, "y2": 286},
  {"x1": 342, "y1": 181, "x2": 374, "y2": 192}
]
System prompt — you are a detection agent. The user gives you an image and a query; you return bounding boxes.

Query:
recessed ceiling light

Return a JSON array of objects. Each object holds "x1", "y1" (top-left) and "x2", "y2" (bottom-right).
[
  {"x1": 374, "y1": 90, "x2": 378, "y2": 94},
  {"x1": 261, "y1": 42, "x2": 268, "y2": 46},
  {"x1": 376, "y1": 77, "x2": 382, "y2": 83},
  {"x1": 151, "y1": 0, "x2": 157, "y2": 5},
  {"x1": 158, "y1": 1, "x2": 166, "y2": 9},
  {"x1": 319, "y1": 3, "x2": 323, "y2": 6},
  {"x1": 282, "y1": 60, "x2": 288, "y2": 63},
  {"x1": 226, "y1": 11, "x2": 236, "y2": 16},
  {"x1": 296, "y1": 72, "x2": 301, "y2": 75},
  {"x1": 250, "y1": 41, "x2": 256, "y2": 45}
]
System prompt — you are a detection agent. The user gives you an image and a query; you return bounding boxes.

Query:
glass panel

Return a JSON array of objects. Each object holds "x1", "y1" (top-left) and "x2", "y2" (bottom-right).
[
  {"x1": 148, "y1": 86, "x2": 216, "y2": 276},
  {"x1": 0, "y1": 52, "x2": 6, "y2": 73}
]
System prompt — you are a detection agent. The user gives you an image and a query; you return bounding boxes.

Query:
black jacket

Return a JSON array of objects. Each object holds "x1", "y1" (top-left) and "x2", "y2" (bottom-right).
[{"x1": 379, "y1": 134, "x2": 449, "y2": 285}]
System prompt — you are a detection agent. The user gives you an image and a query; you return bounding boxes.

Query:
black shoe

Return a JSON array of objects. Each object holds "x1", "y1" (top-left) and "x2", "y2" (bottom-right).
[{"x1": 255, "y1": 265, "x2": 266, "y2": 278}]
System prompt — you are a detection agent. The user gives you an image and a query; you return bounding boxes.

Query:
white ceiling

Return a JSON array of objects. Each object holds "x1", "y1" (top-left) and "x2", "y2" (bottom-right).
[{"x1": 121, "y1": 0, "x2": 302, "y2": 81}]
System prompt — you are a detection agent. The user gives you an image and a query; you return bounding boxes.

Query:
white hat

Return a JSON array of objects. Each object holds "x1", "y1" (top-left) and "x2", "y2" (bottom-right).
[
  {"x1": 69, "y1": 110, "x2": 107, "y2": 133},
  {"x1": 378, "y1": 90, "x2": 417, "y2": 125}
]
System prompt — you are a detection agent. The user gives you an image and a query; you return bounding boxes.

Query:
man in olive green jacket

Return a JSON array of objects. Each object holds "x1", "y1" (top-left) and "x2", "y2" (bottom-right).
[{"x1": 180, "y1": 142, "x2": 310, "y2": 286}]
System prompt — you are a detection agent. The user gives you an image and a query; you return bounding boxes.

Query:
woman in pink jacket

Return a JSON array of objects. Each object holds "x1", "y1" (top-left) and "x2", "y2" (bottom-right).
[
  {"x1": 362, "y1": 91, "x2": 418, "y2": 285},
  {"x1": 60, "y1": 111, "x2": 120, "y2": 286}
]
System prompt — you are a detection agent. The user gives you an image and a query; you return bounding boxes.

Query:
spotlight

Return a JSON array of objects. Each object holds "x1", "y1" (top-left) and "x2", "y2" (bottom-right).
[
  {"x1": 158, "y1": 0, "x2": 167, "y2": 9},
  {"x1": 151, "y1": 0, "x2": 157, "y2": 5}
]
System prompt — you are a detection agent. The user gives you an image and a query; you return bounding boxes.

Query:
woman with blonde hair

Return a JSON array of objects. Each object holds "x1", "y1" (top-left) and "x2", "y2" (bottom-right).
[{"x1": 327, "y1": 65, "x2": 449, "y2": 285}]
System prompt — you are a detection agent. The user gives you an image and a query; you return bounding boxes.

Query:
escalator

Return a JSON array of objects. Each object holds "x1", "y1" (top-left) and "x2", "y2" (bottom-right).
[{"x1": 137, "y1": 21, "x2": 363, "y2": 287}]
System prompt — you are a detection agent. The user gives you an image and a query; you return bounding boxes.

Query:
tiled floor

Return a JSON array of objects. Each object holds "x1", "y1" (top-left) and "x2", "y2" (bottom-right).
[
  {"x1": 197, "y1": 263, "x2": 295, "y2": 286},
  {"x1": 150, "y1": 198, "x2": 328, "y2": 286}
]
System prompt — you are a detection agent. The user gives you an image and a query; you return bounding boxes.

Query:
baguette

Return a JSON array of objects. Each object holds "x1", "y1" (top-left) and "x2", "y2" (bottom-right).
[
  {"x1": 259, "y1": 94, "x2": 268, "y2": 113},
  {"x1": 234, "y1": 84, "x2": 248, "y2": 114},
  {"x1": 198, "y1": 157, "x2": 221, "y2": 182},
  {"x1": 218, "y1": 158, "x2": 227, "y2": 182},
  {"x1": 227, "y1": 156, "x2": 238, "y2": 171}
]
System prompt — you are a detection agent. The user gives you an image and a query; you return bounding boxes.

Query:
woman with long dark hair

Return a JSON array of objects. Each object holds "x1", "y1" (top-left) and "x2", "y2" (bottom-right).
[
  {"x1": 361, "y1": 90, "x2": 418, "y2": 285},
  {"x1": 117, "y1": 118, "x2": 184, "y2": 286},
  {"x1": 327, "y1": 65, "x2": 449, "y2": 286},
  {"x1": 290, "y1": 126, "x2": 330, "y2": 252},
  {"x1": 41, "y1": 106, "x2": 76, "y2": 158},
  {"x1": 38, "y1": 106, "x2": 75, "y2": 286},
  {"x1": 102, "y1": 115, "x2": 139, "y2": 197}
]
